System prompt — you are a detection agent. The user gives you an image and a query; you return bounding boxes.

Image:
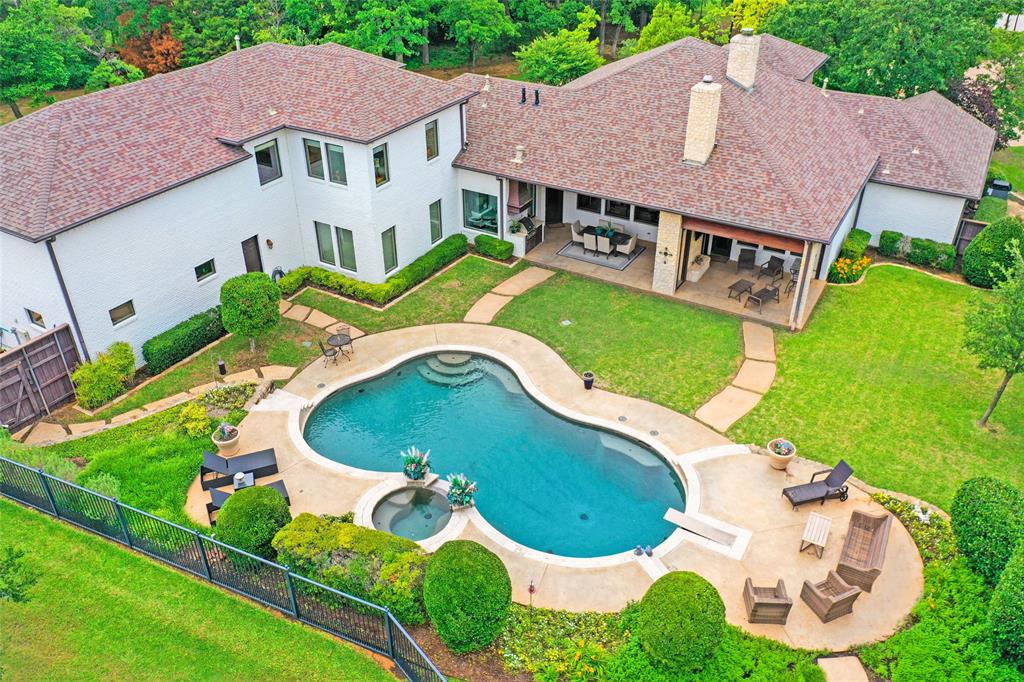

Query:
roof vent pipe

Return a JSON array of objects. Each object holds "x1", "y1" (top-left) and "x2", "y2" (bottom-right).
[
  {"x1": 534, "y1": 89, "x2": 540, "y2": 106},
  {"x1": 483, "y1": 74, "x2": 491, "y2": 91},
  {"x1": 511, "y1": 145, "x2": 526, "y2": 164},
  {"x1": 520, "y1": 87, "x2": 527, "y2": 104},
  {"x1": 726, "y1": 27, "x2": 760, "y2": 90},
  {"x1": 234, "y1": 34, "x2": 241, "y2": 52},
  {"x1": 683, "y1": 75, "x2": 722, "y2": 166}
]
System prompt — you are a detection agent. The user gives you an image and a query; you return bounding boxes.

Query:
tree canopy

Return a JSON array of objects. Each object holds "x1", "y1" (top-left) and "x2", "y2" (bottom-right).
[
  {"x1": 514, "y1": 6, "x2": 604, "y2": 85},
  {"x1": 440, "y1": 0, "x2": 517, "y2": 68},
  {"x1": 84, "y1": 58, "x2": 144, "y2": 93},
  {"x1": 633, "y1": 0, "x2": 697, "y2": 53}
]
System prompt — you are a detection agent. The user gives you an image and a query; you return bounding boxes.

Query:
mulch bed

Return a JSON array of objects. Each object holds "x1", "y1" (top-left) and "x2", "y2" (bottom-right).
[{"x1": 407, "y1": 625, "x2": 531, "y2": 682}]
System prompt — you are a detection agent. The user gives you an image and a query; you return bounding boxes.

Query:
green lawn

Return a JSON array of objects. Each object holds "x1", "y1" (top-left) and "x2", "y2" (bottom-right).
[
  {"x1": 0, "y1": 499, "x2": 396, "y2": 681},
  {"x1": 990, "y1": 146, "x2": 1024, "y2": 189},
  {"x1": 975, "y1": 195, "x2": 1008, "y2": 223},
  {"x1": 292, "y1": 255, "x2": 525, "y2": 334},
  {"x1": 730, "y1": 266, "x2": 1023, "y2": 509},
  {"x1": 493, "y1": 273, "x2": 744, "y2": 415}
]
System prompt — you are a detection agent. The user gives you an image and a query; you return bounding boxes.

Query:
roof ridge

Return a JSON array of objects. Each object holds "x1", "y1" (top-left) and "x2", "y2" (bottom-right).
[
  {"x1": 565, "y1": 37, "x2": 710, "y2": 90},
  {"x1": 892, "y1": 97, "x2": 965, "y2": 191},
  {"x1": 32, "y1": 106, "x2": 65, "y2": 233}
]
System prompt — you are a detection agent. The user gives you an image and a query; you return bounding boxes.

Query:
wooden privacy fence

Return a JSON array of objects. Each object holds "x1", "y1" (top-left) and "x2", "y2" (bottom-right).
[{"x1": 0, "y1": 325, "x2": 80, "y2": 433}]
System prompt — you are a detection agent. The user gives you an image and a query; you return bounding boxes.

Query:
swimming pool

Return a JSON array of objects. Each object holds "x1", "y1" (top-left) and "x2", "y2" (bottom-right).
[{"x1": 302, "y1": 353, "x2": 686, "y2": 558}]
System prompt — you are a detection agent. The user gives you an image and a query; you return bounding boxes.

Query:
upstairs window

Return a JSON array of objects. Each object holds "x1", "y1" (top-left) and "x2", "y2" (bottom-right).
[
  {"x1": 254, "y1": 140, "x2": 282, "y2": 185},
  {"x1": 304, "y1": 138, "x2": 324, "y2": 179},
  {"x1": 576, "y1": 193, "x2": 601, "y2": 213},
  {"x1": 425, "y1": 120, "x2": 439, "y2": 161},
  {"x1": 315, "y1": 221, "x2": 336, "y2": 265},
  {"x1": 194, "y1": 259, "x2": 216, "y2": 281},
  {"x1": 373, "y1": 143, "x2": 390, "y2": 186},
  {"x1": 326, "y1": 143, "x2": 347, "y2": 185},
  {"x1": 109, "y1": 300, "x2": 135, "y2": 326}
]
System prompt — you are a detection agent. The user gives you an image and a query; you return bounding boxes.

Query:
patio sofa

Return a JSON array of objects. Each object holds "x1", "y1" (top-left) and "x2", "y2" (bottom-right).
[
  {"x1": 782, "y1": 460, "x2": 853, "y2": 509},
  {"x1": 837, "y1": 510, "x2": 893, "y2": 592},
  {"x1": 200, "y1": 448, "x2": 278, "y2": 490},
  {"x1": 206, "y1": 479, "x2": 290, "y2": 525}
]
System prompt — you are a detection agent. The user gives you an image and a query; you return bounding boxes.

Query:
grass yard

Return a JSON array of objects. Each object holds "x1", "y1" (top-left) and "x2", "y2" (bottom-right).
[
  {"x1": 292, "y1": 255, "x2": 526, "y2": 334},
  {"x1": 990, "y1": 146, "x2": 1024, "y2": 189},
  {"x1": 730, "y1": 266, "x2": 1023, "y2": 509},
  {"x1": 975, "y1": 195, "x2": 1008, "y2": 222},
  {"x1": 0, "y1": 499, "x2": 396, "y2": 681},
  {"x1": 493, "y1": 273, "x2": 744, "y2": 415}
]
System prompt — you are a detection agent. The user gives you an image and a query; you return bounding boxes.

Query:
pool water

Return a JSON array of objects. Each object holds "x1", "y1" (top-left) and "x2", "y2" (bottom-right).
[
  {"x1": 372, "y1": 487, "x2": 452, "y2": 541},
  {"x1": 303, "y1": 353, "x2": 685, "y2": 557}
]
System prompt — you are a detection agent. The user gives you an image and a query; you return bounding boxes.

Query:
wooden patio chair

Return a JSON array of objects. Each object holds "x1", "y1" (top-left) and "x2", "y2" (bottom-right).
[
  {"x1": 738, "y1": 248, "x2": 757, "y2": 274},
  {"x1": 744, "y1": 285, "x2": 780, "y2": 314},
  {"x1": 801, "y1": 571, "x2": 862, "y2": 623},
  {"x1": 758, "y1": 255, "x2": 785, "y2": 282},
  {"x1": 743, "y1": 578, "x2": 793, "y2": 624}
]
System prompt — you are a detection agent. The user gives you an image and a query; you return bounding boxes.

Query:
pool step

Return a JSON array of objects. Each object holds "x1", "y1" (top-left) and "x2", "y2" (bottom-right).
[
  {"x1": 418, "y1": 364, "x2": 484, "y2": 387},
  {"x1": 435, "y1": 352, "x2": 473, "y2": 368},
  {"x1": 424, "y1": 356, "x2": 479, "y2": 377}
]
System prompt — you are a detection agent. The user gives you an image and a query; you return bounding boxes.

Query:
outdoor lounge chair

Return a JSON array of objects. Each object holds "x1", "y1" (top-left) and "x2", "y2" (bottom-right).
[
  {"x1": 758, "y1": 255, "x2": 785, "y2": 282},
  {"x1": 837, "y1": 511, "x2": 893, "y2": 592},
  {"x1": 801, "y1": 570, "x2": 862, "y2": 623},
  {"x1": 743, "y1": 578, "x2": 793, "y2": 624},
  {"x1": 616, "y1": 234, "x2": 637, "y2": 257},
  {"x1": 745, "y1": 285, "x2": 780, "y2": 314},
  {"x1": 206, "y1": 479, "x2": 290, "y2": 525},
  {"x1": 782, "y1": 459, "x2": 853, "y2": 509},
  {"x1": 738, "y1": 248, "x2": 757, "y2": 274},
  {"x1": 200, "y1": 448, "x2": 279, "y2": 491}
]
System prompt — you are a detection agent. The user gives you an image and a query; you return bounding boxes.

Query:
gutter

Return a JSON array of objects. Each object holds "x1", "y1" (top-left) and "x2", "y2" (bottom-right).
[{"x1": 45, "y1": 238, "x2": 90, "y2": 361}]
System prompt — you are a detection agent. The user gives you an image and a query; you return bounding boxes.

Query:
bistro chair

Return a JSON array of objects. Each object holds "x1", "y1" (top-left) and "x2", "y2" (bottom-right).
[{"x1": 317, "y1": 339, "x2": 340, "y2": 367}]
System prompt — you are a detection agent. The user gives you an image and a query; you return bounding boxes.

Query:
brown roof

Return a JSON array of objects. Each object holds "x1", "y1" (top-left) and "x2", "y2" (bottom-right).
[
  {"x1": 454, "y1": 37, "x2": 879, "y2": 243},
  {"x1": 0, "y1": 42, "x2": 472, "y2": 241},
  {"x1": 755, "y1": 34, "x2": 829, "y2": 81},
  {"x1": 829, "y1": 90, "x2": 996, "y2": 199}
]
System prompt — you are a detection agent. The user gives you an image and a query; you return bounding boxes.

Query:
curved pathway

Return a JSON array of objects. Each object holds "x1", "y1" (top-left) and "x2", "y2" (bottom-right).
[{"x1": 694, "y1": 321, "x2": 777, "y2": 432}]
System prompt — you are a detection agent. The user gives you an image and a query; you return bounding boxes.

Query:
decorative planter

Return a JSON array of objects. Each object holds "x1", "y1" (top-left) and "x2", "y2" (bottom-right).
[
  {"x1": 213, "y1": 430, "x2": 240, "y2": 455},
  {"x1": 582, "y1": 371, "x2": 595, "y2": 390},
  {"x1": 766, "y1": 438, "x2": 797, "y2": 470},
  {"x1": 450, "y1": 500, "x2": 475, "y2": 512}
]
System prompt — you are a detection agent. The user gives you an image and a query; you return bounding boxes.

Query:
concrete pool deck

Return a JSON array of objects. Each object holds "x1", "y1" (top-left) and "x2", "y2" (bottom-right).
[{"x1": 185, "y1": 323, "x2": 922, "y2": 651}]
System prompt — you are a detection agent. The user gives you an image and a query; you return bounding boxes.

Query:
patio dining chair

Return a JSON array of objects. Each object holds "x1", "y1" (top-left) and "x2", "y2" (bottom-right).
[
  {"x1": 583, "y1": 232, "x2": 598, "y2": 255},
  {"x1": 317, "y1": 339, "x2": 340, "y2": 367},
  {"x1": 738, "y1": 248, "x2": 757, "y2": 274},
  {"x1": 571, "y1": 220, "x2": 585, "y2": 245},
  {"x1": 785, "y1": 270, "x2": 799, "y2": 296},
  {"x1": 616, "y1": 234, "x2": 637, "y2": 257},
  {"x1": 597, "y1": 235, "x2": 614, "y2": 258}
]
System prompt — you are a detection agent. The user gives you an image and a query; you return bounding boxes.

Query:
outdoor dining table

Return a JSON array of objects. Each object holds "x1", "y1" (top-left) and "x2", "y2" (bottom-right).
[
  {"x1": 582, "y1": 225, "x2": 631, "y2": 247},
  {"x1": 728, "y1": 279, "x2": 755, "y2": 301}
]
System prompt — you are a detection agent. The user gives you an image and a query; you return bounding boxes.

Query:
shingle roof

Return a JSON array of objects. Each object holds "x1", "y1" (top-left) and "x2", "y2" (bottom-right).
[
  {"x1": 755, "y1": 34, "x2": 829, "y2": 81},
  {"x1": 829, "y1": 90, "x2": 996, "y2": 199},
  {"x1": 0, "y1": 42, "x2": 473, "y2": 241},
  {"x1": 454, "y1": 37, "x2": 879, "y2": 243}
]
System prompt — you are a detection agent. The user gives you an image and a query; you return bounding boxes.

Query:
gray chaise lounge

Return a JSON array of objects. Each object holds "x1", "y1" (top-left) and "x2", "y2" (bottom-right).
[
  {"x1": 200, "y1": 448, "x2": 279, "y2": 490},
  {"x1": 837, "y1": 510, "x2": 893, "y2": 592},
  {"x1": 782, "y1": 460, "x2": 853, "y2": 509}
]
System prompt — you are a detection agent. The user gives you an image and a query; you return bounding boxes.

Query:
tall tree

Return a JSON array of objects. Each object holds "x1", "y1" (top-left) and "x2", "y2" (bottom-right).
[
  {"x1": 515, "y1": 6, "x2": 604, "y2": 84},
  {"x1": 633, "y1": 0, "x2": 696, "y2": 53},
  {"x1": 0, "y1": 0, "x2": 89, "y2": 118},
  {"x1": 169, "y1": 0, "x2": 252, "y2": 66},
  {"x1": 83, "y1": 57, "x2": 144, "y2": 92},
  {"x1": 341, "y1": 0, "x2": 428, "y2": 62},
  {"x1": 976, "y1": 29, "x2": 1024, "y2": 147},
  {"x1": 508, "y1": 0, "x2": 570, "y2": 45},
  {"x1": 440, "y1": 0, "x2": 516, "y2": 69},
  {"x1": 607, "y1": 0, "x2": 636, "y2": 57},
  {"x1": 963, "y1": 240, "x2": 1024, "y2": 427},
  {"x1": 729, "y1": 0, "x2": 785, "y2": 32}
]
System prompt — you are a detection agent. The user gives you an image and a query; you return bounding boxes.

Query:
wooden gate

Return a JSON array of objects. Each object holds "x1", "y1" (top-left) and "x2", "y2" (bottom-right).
[
  {"x1": 956, "y1": 219, "x2": 987, "y2": 255},
  {"x1": 0, "y1": 325, "x2": 80, "y2": 434}
]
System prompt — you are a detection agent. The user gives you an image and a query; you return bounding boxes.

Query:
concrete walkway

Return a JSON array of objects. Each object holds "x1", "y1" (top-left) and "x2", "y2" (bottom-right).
[
  {"x1": 818, "y1": 656, "x2": 870, "y2": 682},
  {"x1": 694, "y1": 321, "x2": 777, "y2": 432},
  {"x1": 463, "y1": 266, "x2": 554, "y2": 323}
]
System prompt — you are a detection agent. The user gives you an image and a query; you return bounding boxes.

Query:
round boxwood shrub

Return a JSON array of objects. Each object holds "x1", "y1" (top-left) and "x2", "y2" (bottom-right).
[
  {"x1": 423, "y1": 540, "x2": 511, "y2": 653},
  {"x1": 215, "y1": 486, "x2": 291, "y2": 560},
  {"x1": 991, "y1": 545, "x2": 1024, "y2": 670},
  {"x1": 637, "y1": 571, "x2": 725, "y2": 673},
  {"x1": 951, "y1": 477, "x2": 1024, "y2": 584},
  {"x1": 962, "y1": 216, "x2": 1024, "y2": 288},
  {"x1": 220, "y1": 272, "x2": 281, "y2": 351}
]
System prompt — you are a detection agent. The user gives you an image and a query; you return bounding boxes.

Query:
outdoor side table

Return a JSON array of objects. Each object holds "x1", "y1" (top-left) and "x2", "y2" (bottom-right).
[
  {"x1": 233, "y1": 471, "x2": 255, "y2": 490},
  {"x1": 800, "y1": 512, "x2": 831, "y2": 559}
]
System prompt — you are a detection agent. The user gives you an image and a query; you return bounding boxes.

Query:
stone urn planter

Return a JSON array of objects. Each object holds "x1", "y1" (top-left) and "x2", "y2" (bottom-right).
[
  {"x1": 212, "y1": 423, "x2": 240, "y2": 455},
  {"x1": 766, "y1": 438, "x2": 796, "y2": 470},
  {"x1": 582, "y1": 371, "x2": 595, "y2": 390}
]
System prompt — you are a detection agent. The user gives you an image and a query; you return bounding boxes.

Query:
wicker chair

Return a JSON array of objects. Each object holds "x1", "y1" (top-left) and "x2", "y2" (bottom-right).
[
  {"x1": 837, "y1": 511, "x2": 893, "y2": 592},
  {"x1": 801, "y1": 571, "x2": 862, "y2": 623},
  {"x1": 743, "y1": 578, "x2": 793, "y2": 624},
  {"x1": 583, "y1": 232, "x2": 598, "y2": 255},
  {"x1": 571, "y1": 220, "x2": 585, "y2": 245},
  {"x1": 597, "y1": 235, "x2": 613, "y2": 258}
]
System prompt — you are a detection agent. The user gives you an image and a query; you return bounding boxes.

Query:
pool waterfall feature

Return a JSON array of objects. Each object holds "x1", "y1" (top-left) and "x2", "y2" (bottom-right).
[{"x1": 301, "y1": 352, "x2": 688, "y2": 559}]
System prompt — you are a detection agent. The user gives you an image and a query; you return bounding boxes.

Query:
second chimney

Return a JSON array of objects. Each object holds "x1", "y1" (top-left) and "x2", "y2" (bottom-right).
[
  {"x1": 727, "y1": 28, "x2": 760, "y2": 90},
  {"x1": 683, "y1": 75, "x2": 722, "y2": 165}
]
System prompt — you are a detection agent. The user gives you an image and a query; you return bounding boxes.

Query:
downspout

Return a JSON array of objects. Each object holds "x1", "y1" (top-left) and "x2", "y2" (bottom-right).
[
  {"x1": 497, "y1": 177, "x2": 506, "y2": 241},
  {"x1": 46, "y1": 238, "x2": 90, "y2": 361}
]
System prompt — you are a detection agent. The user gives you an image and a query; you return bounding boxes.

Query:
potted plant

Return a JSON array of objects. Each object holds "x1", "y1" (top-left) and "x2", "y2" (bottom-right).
[
  {"x1": 401, "y1": 446, "x2": 431, "y2": 483},
  {"x1": 212, "y1": 422, "x2": 240, "y2": 455},
  {"x1": 509, "y1": 219, "x2": 524, "y2": 234},
  {"x1": 447, "y1": 473, "x2": 477, "y2": 510},
  {"x1": 766, "y1": 438, "x2": 796, "y2": 470},
  {"x1": 582, "y1": 371, "x2": 595, "y2": 390}
]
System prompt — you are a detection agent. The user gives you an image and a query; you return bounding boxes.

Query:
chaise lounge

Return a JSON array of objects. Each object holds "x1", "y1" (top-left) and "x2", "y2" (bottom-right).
[
  {"x1": 837, "y1": 510, "x2": 893, "y2": 592},
  {"x1": 782, "y1": 459, "x2": 853, "y2": 509},
  {"x1": 801, "y1": 570, "x2": 862, "y2": 623},
  {"x1": 200, "y1": 448, "x2": 279, "y2": 490},
  {"x1": 206, "y1": 479, "x2": 290, "y2": 525}
]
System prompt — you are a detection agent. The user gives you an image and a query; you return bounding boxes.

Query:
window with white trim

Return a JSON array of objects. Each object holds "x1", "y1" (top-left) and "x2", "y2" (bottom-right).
[{"x1": 109, "y1": 300, "x2": 135, "y2": 325}]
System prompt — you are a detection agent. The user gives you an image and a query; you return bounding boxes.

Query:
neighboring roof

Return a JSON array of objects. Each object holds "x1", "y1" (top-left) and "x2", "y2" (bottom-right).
[
  {"x1": 0, "y1": 42, "x2": 473, "y2": 241},
  {"x1": 454, "y1": 37, "x2": 879, "y2": 243},
  {"x1": 829, "y1": 90, "x2": 996, "y2": 199},
  {"x1": 754, "y1": 34, "x2": 829, "y2": 82}
]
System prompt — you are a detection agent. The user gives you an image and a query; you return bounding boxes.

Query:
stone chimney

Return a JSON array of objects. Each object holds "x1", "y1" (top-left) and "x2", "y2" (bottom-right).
[
  {"x1": 683, "y1": 76, "x2": 722, "y2": 165},
  {"x1": 727, "y1": 28, "x2": 760, "y2": 90}
]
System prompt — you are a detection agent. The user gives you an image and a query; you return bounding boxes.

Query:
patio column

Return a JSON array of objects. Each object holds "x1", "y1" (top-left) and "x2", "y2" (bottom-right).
[
  {"x1": 652, "y1": 211, "x2": 684, "y2": 295},
  {"x1": 787, "y1": 241, "x2": 820, "y2": 330}
]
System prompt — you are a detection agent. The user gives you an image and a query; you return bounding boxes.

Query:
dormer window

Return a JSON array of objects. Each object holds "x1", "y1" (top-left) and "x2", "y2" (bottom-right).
[{"x1": 255, "y1": 140, "x2": 282, "y2": 185}]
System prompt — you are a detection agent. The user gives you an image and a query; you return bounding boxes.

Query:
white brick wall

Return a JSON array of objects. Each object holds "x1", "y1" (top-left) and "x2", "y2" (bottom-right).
[
  {"x1": 855, "y1": 182, "x2": 966, "y2": 246},
  {"x1": 0, "y1": 233, "x2": 67, "y2": 348}
]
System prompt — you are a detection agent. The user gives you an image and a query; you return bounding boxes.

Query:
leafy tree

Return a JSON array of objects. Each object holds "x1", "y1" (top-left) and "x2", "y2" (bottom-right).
[
  {"x1": 515, "y1": 7, "x2": 604, "y2": 84},
  {"x1": 0, "y1": 0, "x2": 89, "y2": 118},
  {"x1": 730, "y1": 0, "x2": 785, "y2": 32},
  {"x1": 947, "y1": 78, "x2": 1004, "y2": 145},
  {"x1": 978, "y1": 28, "x2": 1024, "y2": 147},
  {"x1": 120, "y1": 26, "x2": 183, "y2": 75},
  {"x1": 0, "y1": 546, "x2": 40, "y2": 603},
  {"x1": 84, "y1": 58, "x2": 144, "y2": 93},
  {"x1": 342, "y1": 0, "x2": 428, "y2": 62},
  {"x1": 695, "y1": 0, "x2": 730, "y2": 44},
  {"x1": 606, "y1": 0, "x2": 636, "y2": 57},
  {"x1": 440, "y1": 0, "x2": 517, "y2": 69},
  {"x1": 963, "y1": 240, "x2": 1024, "y2": 427},
  {"x1": 634, "y1": 0, "x2": 696, "y2": 53},
  {"x1": 762, "y1": 0, "x2": 996, "y2": 98},
  {"x1": 508, "y1": 0, "x2": 570, "y2": 44},
  {"x1": 220, "y1": 272, "x2": 281, "y2": 352},
  {"x1": 169, "y1": 0, "x2": 251, "y2": 67}
]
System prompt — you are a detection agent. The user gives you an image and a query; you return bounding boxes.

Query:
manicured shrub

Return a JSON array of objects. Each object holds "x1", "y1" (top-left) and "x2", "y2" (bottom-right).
[
  {"x1": 991, "y1": 545, "x2": 1024, "y2": 670},
  {"x1": 423, "y1": 540, "x2": 511, "y2": 653},
  {"x1": 637, "y1": 571, "x2": 725, "y2": 673},
  {"x1": 72, "y1": 342, "x2": 137, "y2": 409},
  {"x1": 879, "y1": 230, "x2": 905, "y2": 258},
  {"x1": 907, "y1": 238, "x2": 956, "y2": 272},
  {"x1": 220, "y1": 273, "x2": 281, "y2": 352},
  {"x1": 176, "y1": 401, "x2": 211, "y2": 437},
  {"x1": 474, "y1": 234, "x2": 514, "y2": 260},
  {"x1": 142, "y1": 307, "x2": 226, "y2": 374},
  {"x1": 962, "y1": 216, "x2": 1024, "y2": 288},
  {"x1": 273, "y1": 513, "x2": 429, "y2": 623},
  {"x1": 839, "y1": 228, "x2": 871, "y2": 260},
  {"x1": 215, "y1": 486, "x2": 291, "y2": 560},
  {"x1": 277, "y1": 234, "x2": 468, "y2": 304},
  {"x1": 951, "y1": 477, "x2": 1024, "y2": 584}
]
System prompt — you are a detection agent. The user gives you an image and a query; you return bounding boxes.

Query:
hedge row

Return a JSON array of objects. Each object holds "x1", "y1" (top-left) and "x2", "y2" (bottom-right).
[
  {"x1": 906, "y1": 237, "x2": 956, "y2": 272},
  {"x1": 278, "y1": 234, "x2": 468, "y2": 305},
  {"x1": 141, "y1": 306, "x2": 225, "y2": 374},
  {"x1": 839, "y1": 228, "x2": 871, "y2": 260},
  {"x1": 990, "y1": 545, "x2": 1024, "y2": 669},
  {"x1": 878, "y1": 230, "x2": 904, "y2": 258},
  {"x1": 474, "y1": 234, "x2": 514, "y2": 260}
]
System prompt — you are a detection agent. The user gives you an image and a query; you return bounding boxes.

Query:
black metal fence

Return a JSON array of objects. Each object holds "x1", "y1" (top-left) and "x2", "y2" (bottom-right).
[{"x1": 0, "y1": 454, "x2": 445, "y2": 682}]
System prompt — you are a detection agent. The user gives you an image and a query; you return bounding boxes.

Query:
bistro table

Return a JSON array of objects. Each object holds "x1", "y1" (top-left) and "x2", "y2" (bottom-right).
[
  {"x1": 327, "y1": 332, "x2": 352, "y2": 348},
  {"x1": 728, "y1": 279, "x2": 755, "y2": 301}
]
